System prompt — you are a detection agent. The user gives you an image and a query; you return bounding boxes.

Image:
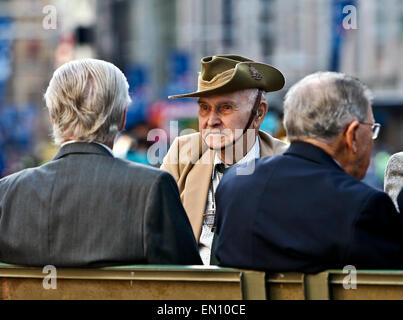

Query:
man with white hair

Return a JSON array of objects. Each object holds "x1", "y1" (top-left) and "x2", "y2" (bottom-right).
[
  {"x1": 0, "y1": 59, "x2": 202, "y2": 267},
  {"x1": 385, "y1": 153, "x2": 403, "y2": 211},
  {"x1": 161, "y1": 55, "x2": 288, "y2": 265},
  {"x1": 214, "y1": 72, "x2": 403, "y2": 273}
]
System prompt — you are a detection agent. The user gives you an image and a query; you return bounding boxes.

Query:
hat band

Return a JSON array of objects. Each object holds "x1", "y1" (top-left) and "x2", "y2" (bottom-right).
[{"x1": 197, "y1": 68, "x2": 235, "y2": 91}]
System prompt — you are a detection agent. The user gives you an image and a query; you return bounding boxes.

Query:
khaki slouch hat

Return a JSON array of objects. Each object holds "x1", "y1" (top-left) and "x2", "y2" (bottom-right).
[{"x1": 169, "y1": 54, "x2": 285, "y2": 98}]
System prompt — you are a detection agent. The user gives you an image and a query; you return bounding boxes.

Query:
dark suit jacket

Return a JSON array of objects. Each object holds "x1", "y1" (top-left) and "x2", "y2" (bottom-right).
[
  {"x1": 215, "y1": 141, "x2": 403, "y2": 273},
  {"x1": 399, "y1": 189, "x2": 403, "y2": 213},
  {"x1": 0, "y1": 142, "x2": 202, "y2": 267}
]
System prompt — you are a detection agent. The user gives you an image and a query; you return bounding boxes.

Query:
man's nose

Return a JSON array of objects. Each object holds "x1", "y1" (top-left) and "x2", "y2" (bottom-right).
[{"x1": 207, "y1": 111, "x2": 222, "y2": 127}]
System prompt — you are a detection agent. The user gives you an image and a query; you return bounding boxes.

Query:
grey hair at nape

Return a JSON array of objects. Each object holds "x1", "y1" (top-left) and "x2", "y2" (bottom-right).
[{"x1": 283, "y1": 72, "x2": 372, "y2": 142}]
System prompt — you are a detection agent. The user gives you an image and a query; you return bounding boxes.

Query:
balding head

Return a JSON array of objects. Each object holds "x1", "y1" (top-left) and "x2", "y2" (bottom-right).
[{"x1": 283, "y1": 72, "x2": 372, "y2": 143}]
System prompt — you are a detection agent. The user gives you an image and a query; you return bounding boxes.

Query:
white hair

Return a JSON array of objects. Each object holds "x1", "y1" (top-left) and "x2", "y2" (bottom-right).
[
  {"x1": 245, "y1": 89, "x2": 266, "y2": 110},
  {"x1": 283, "y1": 72, "x2": 372, "y2": 142},
  {"x1": 44, "y1": 58, "x2": 131, "y2": 145}
]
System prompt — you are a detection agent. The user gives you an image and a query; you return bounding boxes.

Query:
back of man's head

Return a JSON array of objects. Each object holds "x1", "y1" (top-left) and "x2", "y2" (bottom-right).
[
  {"x1": 44, "y1": 59, "x2": 131, "y2": 145},
  {"x1": 283, "y1": 71, "x2": 372, "y2": 143}
]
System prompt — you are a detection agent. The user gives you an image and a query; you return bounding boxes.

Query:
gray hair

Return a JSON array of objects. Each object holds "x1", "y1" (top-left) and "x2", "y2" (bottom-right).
[
  {"x1": 247, "y1": 88, "x2": 266, "y2": 108},
  {"x1": 283, "y1": 72, "x2": 372, "y2": 142},
  {"x1": 44, "y1": 58, "x2": 131, "y2": 145}
]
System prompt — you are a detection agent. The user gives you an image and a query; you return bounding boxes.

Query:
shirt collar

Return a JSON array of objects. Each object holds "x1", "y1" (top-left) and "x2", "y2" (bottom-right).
[
  {"x1": 213, "y1": 136, "x2": 260, "y2": 171},
  {"x1": 61, "y1": 140, "x2": 115, "y2": 157},
  {"x1": 332, "y1": 158, "x2": 343, "y2": 169}
]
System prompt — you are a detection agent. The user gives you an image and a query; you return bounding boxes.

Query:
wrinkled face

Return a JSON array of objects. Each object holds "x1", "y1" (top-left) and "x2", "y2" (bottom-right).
[
  {"x1": 352, "y1": 105, "x2": 375, "y2": 180},
  {"x1": 198, "y1": 90, "x2": 253, "y2": 150}
]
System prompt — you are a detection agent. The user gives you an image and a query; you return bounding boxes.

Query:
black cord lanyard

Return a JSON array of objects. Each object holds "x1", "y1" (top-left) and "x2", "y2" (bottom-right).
[
  {"x1": 203, "y1": 165, "x2": 223, "y2": 232},
  {"x1": 243, "y1": 89, "x2": 263, "y2": 134}
]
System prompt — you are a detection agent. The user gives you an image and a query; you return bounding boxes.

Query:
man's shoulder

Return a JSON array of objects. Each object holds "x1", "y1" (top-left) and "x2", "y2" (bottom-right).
[
  {"x1": 161, "y1": 132, "x2": 206, "y2": 175},
  {"x1": 307, "y1": 162, "x2": 387, "y2": 207},
  {"x1": 172, "y1": 132, "x2": 203, "y2": 151},
  {"x1": 0, "y1": 165, "x2": 49, "y2": 199},
  {"x1": 258, "y1": 130, "x2": 288, "y2": 156},
  {"x1": 111, "y1": 157, "x2": 171, "y2": 181},
  {"x1": 0, "y1": 167, "x2": 36, "y2": 187},
  {"x1": 256, "y1": 151, "x2": 381, "y2": 198}
]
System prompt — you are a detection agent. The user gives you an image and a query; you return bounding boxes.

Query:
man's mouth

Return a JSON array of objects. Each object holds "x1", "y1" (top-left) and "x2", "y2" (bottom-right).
[{"x1": 203, "y1": 130, "x2": 227, "y2": 137}]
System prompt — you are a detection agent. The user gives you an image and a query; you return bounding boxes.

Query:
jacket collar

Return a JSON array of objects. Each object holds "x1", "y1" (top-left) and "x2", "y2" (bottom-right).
[
  {"x1": 285, "y1": 140, "x2": 344, "y2": 172},
  {"x1": 53, "y1": 142, "x2": 114, "y2": 160}
]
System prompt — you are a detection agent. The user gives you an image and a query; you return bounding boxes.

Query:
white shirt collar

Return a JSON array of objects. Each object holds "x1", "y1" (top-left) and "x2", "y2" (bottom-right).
[
  {"x1": 332, "y1": 158, "x2": 343, "y2": 169},
  {"x1": 61, "y1": 140, "x2": 115, "y2": 157}
]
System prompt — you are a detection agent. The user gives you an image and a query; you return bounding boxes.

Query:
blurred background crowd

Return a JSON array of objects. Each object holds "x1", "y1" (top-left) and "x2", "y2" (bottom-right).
[{"x1": 0, "y1": 0, "x2": 402, "y2": 190}]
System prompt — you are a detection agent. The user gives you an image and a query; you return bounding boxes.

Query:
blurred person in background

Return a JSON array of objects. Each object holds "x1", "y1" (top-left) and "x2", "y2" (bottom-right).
[
  {"x1": 161, "y1": 54, "x2": 288, "y2": 265},
  {"x1": 0, "y1": 58, "x2": 202, "y2": 267},
  {"x1": 385, "y1": 152, "x2": 403, "y2": 211},
  {"x1": 214, "y1": 72, "x2": 403, "y2": 273},
  {"x1": 114, "y1": 122, "x2": 153, "y2": 166}
]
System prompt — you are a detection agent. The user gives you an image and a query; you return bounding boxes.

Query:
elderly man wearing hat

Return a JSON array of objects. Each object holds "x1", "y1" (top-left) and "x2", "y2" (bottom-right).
[{"x1": 161, "y1": 55, "x2": 287, "y2": 265}]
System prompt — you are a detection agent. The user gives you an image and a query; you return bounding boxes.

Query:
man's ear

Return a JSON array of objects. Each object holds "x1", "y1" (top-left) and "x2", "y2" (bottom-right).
[
  {"x1": 253, "y1": 101, "x2": 268, "y2": 128},
  {"x1": 119, "y1": 107, "x2": 127, "y2": 131},
  {"x1": 345, "y1": 120, "x2": 360, "y2": 153}
]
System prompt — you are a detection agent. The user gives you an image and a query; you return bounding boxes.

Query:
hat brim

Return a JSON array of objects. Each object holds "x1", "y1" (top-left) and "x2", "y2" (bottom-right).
[{"x1": 168, "y1": 62, "x2": 285, "y2": 99}]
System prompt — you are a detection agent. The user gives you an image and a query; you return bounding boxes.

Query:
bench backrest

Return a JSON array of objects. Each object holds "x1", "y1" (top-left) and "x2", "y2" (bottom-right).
[
  {"x1": 2, "y1": 263, "x2": 403, "y2": 300},
  {"x1": 0, "y1": 263, "x2": 266, "y2": 300}
]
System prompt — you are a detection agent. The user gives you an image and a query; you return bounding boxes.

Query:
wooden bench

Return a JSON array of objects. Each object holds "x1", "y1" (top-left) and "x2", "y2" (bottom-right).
[
  {"x1": 0, "y1": 263, "x2": 266, "y2": 300},
  {"x1": 2, "y1": 263, "x2": 403, "y2": 300},
  {"x1": 266, "y1": 270, "x2": 403, "y2": 300}
]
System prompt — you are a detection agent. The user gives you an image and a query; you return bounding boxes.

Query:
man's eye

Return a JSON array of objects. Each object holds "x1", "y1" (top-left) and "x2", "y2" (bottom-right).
[
  {"x1": 199, "y1": 105, "x2": 210, "y2": 114},
  {"x1": 220, "y1": 105, "x2": 233, "y2": 113}
]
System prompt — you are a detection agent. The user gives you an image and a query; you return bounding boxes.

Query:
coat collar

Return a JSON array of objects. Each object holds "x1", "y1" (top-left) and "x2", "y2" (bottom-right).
[
  {"x1": 284, "y1": 140, "x2": 344, "y2": 172},
  {"x1": 258, "y1": 130, "x2": 286, "y2": 157},
  {"x1": 53, "y1": 142, "x2": 114, "y2": 160}
]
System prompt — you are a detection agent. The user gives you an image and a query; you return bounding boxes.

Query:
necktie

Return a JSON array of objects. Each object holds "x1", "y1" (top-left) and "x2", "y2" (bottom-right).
[{"x1": 215, "y1": 163, "x2": 229, "y2": 174}]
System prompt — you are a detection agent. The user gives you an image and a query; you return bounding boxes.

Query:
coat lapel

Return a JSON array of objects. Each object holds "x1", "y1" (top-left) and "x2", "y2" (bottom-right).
[
  {"x1": 182, "y1": 148, "x2": 214, "y2": 241},
  {"x1": 259, "y1": 136, "x2": 273, "y2": 157},
  {"x1": 258, "y1": 130, "x2": 289, "y2": 157}
]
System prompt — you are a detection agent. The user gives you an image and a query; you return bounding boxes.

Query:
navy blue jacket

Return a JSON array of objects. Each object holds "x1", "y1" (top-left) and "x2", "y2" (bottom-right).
[
  {"x1": 399, "y1": 189, "x2": 403, "y2": 213},
  {"x1": 215, "y1": 141, "x2": 403, "y2": 273}
]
